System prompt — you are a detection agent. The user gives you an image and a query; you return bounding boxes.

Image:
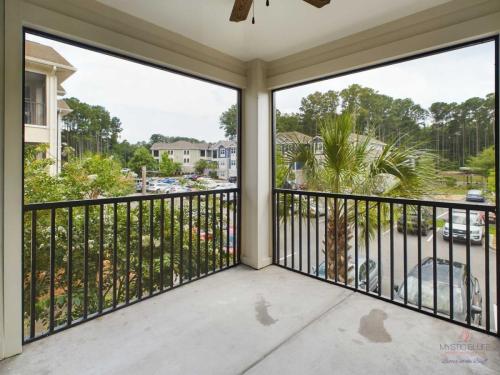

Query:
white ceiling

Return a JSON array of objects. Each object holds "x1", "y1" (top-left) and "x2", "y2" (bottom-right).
[{"x1": 98, "y1": 0, "x2": 451, "y2": 61}]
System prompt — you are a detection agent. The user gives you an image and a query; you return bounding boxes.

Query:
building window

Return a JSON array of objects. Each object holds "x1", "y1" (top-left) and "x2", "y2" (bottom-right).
[
  {"x1": 24, "y1": 71, "x2": 46, "y2": 125},
  {"x1": 231, "y1": 160, "x2": 236, "y2": 167},
  {"x1": 315, "y1": 142, "x2": 323, "y2": 153},
  {"x1": 184, "y1": 158, "x2": 190, "y2": 164},
  {"x1": 200, "y1": 150, "x2": 205, "y2": 157},
  {"x1": 212, "y1": 150, "x2": 217, "y2": 158},
  {"x1": 184, "y1": 150, "x2": 190, "y2": 155},
  {"x1": 219, "y1": 148, "x2": 226, "y2": 157},
  {"x1": 231, "y1": 147, "x2": 236, "y2": 155},
  {"x1": 153, "y1": 150, "x2": 159, "y2": 157}
]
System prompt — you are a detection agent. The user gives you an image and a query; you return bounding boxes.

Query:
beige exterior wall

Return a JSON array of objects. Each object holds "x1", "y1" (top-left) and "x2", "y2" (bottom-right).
[
  {"x1": 24, "y1": 63, "x2": 62, "y2": 174},
  {"x1": 24, "y1": 124, "x2": 49, "y2": 143},
  {"x1": 1, "y1": 0, "x2": 499, "y2": 360},
  {"x1": 154, "y1": 148, "x2": 207, "y2": 173}
]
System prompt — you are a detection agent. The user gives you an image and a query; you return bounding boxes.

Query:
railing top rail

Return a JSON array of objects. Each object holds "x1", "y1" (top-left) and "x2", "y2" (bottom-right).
[
  {"x1": 24, "y1": 188, "x2": 239, "y2": 211},
  {"x1": 274, "y1": 188, "x2": 496, "y2": 212}
]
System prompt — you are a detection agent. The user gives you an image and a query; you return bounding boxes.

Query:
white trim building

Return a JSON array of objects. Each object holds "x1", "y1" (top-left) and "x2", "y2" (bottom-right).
[
  {"x1": 24, "y1": 40, "x2": 76, "y2": 175},
  {"x1": 151, "y1": 139, "x2": 238, "y2": 179}
]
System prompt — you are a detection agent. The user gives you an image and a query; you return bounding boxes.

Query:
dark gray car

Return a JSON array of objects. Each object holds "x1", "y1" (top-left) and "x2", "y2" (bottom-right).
[{"x1": 395, "y1": 257, "x2": 482, "y2": 325}]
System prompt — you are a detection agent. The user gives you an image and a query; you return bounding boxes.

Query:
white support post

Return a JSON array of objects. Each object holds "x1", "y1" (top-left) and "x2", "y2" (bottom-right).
[
  {"x1": 1, "y1": 0, "x2": 23, "y2": 359},
  {"x1": 240, "y1": 60, "x2": 273, "y2": 269},
  {"x1": 0, "y1": 0, "x2": 6, "y2": 360}
]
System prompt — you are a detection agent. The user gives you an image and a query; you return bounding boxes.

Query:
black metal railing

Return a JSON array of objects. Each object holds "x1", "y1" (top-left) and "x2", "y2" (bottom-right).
[
  {"x1": 24, "y1": 99, "x2": 46, "y2": 126},
  {"x1": 23, "y1": 188, "x2": 240, "y2": 343},
  {"x1": 274, "y1": 188, "x2": 499, "y2": 336}
]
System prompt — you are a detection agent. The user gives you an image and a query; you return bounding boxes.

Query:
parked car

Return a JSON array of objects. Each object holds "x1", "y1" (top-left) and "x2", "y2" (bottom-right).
[
  {"x1": 228, "y1": 176, "x2": 237, "y2": 183},
  {"x1": 169, "y1": 185, "x2": 189, "y2": 194},
  {"x1": 147, "y1": 181, "x2": 171, "y2": 193},
  {"x1": 135, "y1": 179, "x2": 149, "y2": 192},
  {"x1": 184, "y1": 174, "x2": 199, "y2": 181},
  {"x1": 394, "y1": 257, "x2": 482, "y2": 325},
  {"x1": 313, "y1": 258, "x2": 379, "y2": 292},
  {"x1": 478, "y1": 211, "x2": 496, "y2": 225},
  {"x1": 442, "y1": 210, "x2": 484, "y2": 245},
  {"x1": 299, "y1": 197, "x2": 325, "y2": 217},
  {"x1": 466, "y1": 189, "x2": 485, "y2": 202},
  {"x1": 397, "y1": 207, "x2": 433, "y2": 235},
  {"x1": 159, "y1": 177, "x2": 177, "y2": 184},
  {"x1": 283, "y1": 180, "x2": 297, "y2": 189}
]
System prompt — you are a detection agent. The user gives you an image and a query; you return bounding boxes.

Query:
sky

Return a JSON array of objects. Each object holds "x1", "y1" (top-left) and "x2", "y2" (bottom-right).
[
  {"x1": 27, "y1": 33, "x2": 495, "y2": 144},
  {"x1": 275, "y1": 41, "x2": 495, "y2": 115},
  {"x1": 27, "y1": 33, "x2": 237, "y2": 144}
]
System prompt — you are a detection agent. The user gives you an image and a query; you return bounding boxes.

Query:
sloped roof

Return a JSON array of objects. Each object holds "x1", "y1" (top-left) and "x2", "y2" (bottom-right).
[
  {"x1": 25, "y1": 41, "x2": 75, "y2": 69},
  {"x1": 349, "y1": 133, "x2": 386, "y2": 146},
  {"x1": 57, "y1": 100, "x2": 73, "y2": 117},
  {"x1": 210, "y1": 140, "x2": 237, "y2": 149},
  {"x1": 151, "y1": 141, "x2": 209, "y2": 151},
  {"x1": 276, "y1": 131, "x2": 312, "y2": 144}
]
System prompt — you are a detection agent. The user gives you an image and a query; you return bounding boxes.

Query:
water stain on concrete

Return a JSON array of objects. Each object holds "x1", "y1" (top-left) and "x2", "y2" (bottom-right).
[
  {"x1": 358, "y1": 309, "x2": 392, "y2": 343},
  {"x1": 255, "y1": 296, "x2": 278, "y2": 326}
]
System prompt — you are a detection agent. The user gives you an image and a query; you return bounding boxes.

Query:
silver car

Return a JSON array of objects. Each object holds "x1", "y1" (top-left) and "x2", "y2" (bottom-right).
[{"x1": 313, "y1": 258, "x2": 379, "y2": 292}]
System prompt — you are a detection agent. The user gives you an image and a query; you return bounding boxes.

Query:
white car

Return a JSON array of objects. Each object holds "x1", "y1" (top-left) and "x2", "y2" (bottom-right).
[
  {"x1": 443, "y1": 210, "x2": 484, "y2": 245},
  {"x1": 147, "y1": 181, "x2": 171, "y2": 193}
]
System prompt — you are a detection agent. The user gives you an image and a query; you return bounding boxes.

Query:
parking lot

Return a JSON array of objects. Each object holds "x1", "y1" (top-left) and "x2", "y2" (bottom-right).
[
  {"x1": 277, "y1": 206, "x2": 498, "y2": 331},
  {"x1": 134, "y1": 175, "x2": 237, "y2": 195}
]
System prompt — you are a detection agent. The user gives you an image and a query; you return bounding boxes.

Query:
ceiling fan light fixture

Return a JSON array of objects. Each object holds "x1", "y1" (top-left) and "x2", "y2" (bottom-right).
[{"x1": 266, "y1": 0, "x2": 270, "y2": 6}]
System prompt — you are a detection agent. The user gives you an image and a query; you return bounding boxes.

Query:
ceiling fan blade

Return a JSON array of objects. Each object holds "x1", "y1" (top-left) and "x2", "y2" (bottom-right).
[
  {"x1": 230, "y1": 0, "x2": 253, "y2": 22},
  {"x1": 303, "y1": 0, "x2": 331, "y2": 8}
]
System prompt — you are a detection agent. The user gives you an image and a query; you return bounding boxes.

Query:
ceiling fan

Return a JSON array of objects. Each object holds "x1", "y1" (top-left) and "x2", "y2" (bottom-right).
[{"x1": 230, "y1": 0, "x2": 331, "y2": 22}]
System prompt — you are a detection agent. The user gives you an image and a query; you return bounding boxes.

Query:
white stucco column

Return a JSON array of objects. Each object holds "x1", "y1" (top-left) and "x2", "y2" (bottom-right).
[
  {"x1": 1, "y1": 0, "x2": 23, "y2": 359},
  {"x1": 240, "y1": 60, "x2": 273, "y2": 269},
  {"x1": 0, "y1": 0, "x2": 6, "y2": 361}
]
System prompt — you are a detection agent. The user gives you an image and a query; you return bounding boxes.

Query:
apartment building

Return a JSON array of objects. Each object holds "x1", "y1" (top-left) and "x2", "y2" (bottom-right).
[
  {"x1": 151, "y1": 139, "x2": 238, "y2": 178},
  {"x1": 210, "y1": 140, "x2": 237, "y2": 179},
  {"x1": 24, "y1": 40, "x2": 76, "y2": 175},
  {"x1": 151, "y1": 140, "x2": 210, "y2": 173}
]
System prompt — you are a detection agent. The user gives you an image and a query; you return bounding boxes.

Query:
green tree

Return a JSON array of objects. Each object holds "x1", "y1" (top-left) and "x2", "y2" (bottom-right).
[
  {"x1": 112, "y1": 140, "x2": 137, "y2": 166},
  {"x1": 468, "y1": 146, "x2": 495, "y2": 177},
  {"x1": 61, "y1": 153, "x2": 134, "y2": 199},
  {"x1": 276, "y1": 110, "x2": 301, "y2": 133},
  {"x1": 148, "y1": 134, "x2": 202, "y2": 147},
  {"x1": 275, "y1": 151, "x2": 295, "y2": 188},
  {"x1": 194, "y1": 159, "x2": 217, "y2": 175},
  {"x1": 299, "y1": 90, "x2": 339, "y2": 136},
  {"x1": 282, "y1": 113, "x2": 435, "y2": 282},
  {"x1": 219, "y1": 104, "x2": 238, "y2": 140},
  {"x1": 24, "y1": 144, "x2": 63, "y2": 204},
  {"x1": 129, "y1": 147, "x2": 156, "y2": 174},
  {"x1": 62, "y1": 97, "x2": 122, "y2": 156},
  {"x1": 159, "y1": 153, "x2": 182, "y2": 176}
]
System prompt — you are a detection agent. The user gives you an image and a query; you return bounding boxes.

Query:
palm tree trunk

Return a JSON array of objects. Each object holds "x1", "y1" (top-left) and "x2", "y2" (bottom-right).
[{"x1": 326, "y1": 201, "x2": 351, "y2": 283}]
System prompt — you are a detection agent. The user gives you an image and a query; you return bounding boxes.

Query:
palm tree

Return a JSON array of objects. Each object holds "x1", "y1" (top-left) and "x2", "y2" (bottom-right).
[{"x1": 281, "y1": 112, "x2": 435, "y2": 282}]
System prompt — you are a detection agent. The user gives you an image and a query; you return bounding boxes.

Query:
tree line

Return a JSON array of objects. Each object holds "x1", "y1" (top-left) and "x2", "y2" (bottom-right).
[
  {"x1": 271, "y1": 84, "x2": 495, "y2": 169},
  {"x1": 61, "y1": 97, "x2": 210, "y2": 174}
]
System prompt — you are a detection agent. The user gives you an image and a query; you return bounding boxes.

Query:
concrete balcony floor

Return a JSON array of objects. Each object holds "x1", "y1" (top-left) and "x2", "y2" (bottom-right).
[{"x1": 1, "y1": 266, "x2": 499, "y2": 375}]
